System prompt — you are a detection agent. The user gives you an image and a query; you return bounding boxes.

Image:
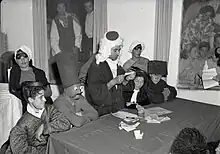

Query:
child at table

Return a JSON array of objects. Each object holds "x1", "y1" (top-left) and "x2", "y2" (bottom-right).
[
  {"x1": 122, "y1": 67, "x2": 150, "y2": 109},
  {"x1": 5, "y1": 81, "x2": 71, "y2": 154},
  {"x1": 145, "y1": 60, "x2": 177, "y2": 104}
]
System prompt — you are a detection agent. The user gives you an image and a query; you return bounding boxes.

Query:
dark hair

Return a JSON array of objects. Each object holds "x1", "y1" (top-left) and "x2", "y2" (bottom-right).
[
  {"x1": 199, "y1": 42, "x2": 210, "y2": 51},
  {"x1": 214, "y1": 47, "x2": 220, "y2": 67},
  {"x1": 170, "y1": 127, "x2": 207, "y2": 154},
  {"x1": 129, "y1": 66, "x2": 147, "y2": 83},
  {"x1": 21, "y1": 81, "x2": 45, "y2": 103},
  {"x1": 199, "y1": 5, "x2": 215, "y2": 18}
]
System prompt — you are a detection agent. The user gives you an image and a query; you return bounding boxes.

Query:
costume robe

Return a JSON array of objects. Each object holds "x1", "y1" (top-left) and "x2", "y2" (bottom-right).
[
  {"x1": 86, "y1": 60, "x2": 125, "y2": 116},
  {"x1": 6, "y1": 105, "x2": 71, "y2": 154}
]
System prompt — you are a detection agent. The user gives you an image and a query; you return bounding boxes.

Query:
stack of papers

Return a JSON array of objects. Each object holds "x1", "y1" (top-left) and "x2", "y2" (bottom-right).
[
  {"x1": 119, "y1": 121, "x2": 140, "y2": 132},
  {"x1": 111, "y1": 111, "x2": 138, "y2": 120},
  {"x1": 144, "y1": 107, "x2": 172, "y2": 116},
  {"x1": 144, "y1": 107, "x2": 172, "y2": 123},
  {"x1": 202, "y1": 68, "x2": 219, "y2": 89},
  {"x1": 145, "y1": 114, "x2": 171, "y2": 123}
]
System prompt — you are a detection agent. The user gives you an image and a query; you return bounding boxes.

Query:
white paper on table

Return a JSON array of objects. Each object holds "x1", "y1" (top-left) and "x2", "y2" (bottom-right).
[
  {"x1": 119, "y1": 121, "x2": 140, "y2": 132},
  {"x1": 144, "y1": 107, "x2": 172, "y2": 116},
  {"x1": 145, "y1": 114, "x2": 171, "y2": 123},
  {"x1": 111, "y1": 111, "x2": 138, "y2": 120}
]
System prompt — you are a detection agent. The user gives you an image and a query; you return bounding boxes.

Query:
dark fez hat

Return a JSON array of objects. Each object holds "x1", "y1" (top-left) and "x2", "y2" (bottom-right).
[
  {"x1": 148, "y1": 60, "x2": 168, "y2": 76},
  {"x1": 55, "y1": 52, "x2": 80, "y2": 88}
]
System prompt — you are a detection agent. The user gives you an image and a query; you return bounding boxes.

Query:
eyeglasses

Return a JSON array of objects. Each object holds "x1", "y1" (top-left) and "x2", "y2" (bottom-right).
[{"x1": 16, "y1": 53, "x2": 28, "y2": 59}]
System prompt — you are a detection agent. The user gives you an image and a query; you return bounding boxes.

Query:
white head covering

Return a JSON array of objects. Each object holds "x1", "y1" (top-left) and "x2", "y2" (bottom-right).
[
  {"x1": 128, "y1": 40, "x2": 145, "y2": 53},
  {"x1": 95, "y1": 31, "x2": 124, "y2": 65},
  {"x1": 14, "y1": 45, "x2": 32, "y2": 60}
]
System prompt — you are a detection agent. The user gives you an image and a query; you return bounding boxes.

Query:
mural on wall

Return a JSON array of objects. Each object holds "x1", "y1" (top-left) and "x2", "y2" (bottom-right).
[
  {"x1": 178, "y1": 0, "x2": 220, "y2": 90},
  {"x1": 46, "y1": 0, "x2": 94, "y2": 84}
]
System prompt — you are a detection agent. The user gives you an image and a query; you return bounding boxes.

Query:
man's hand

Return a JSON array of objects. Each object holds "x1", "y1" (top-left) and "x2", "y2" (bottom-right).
[
  {"x1": 114, "y1": 75, "x2": 125, "y2": 84},
  {"x1": 35, "y1": 124, "x2": 44, "y2": 141},
  {"x1": 162, "y1": 88, "x2": 170, "y2": 101}
]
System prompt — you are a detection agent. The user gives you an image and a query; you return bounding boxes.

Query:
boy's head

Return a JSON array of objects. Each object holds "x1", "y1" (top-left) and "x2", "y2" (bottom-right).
[
  {"x1": 170, "y1": 127, "x2": 207, "y2": 154},
  {"x1": 148, "y1": 60, "x2": 168, "y2": 84},
  {"x1": 22, "y1": 81, "x2": 46, "y2": 110},
  {"x1": 150, "y1": 74, "x2": 162, "y2": 84},
  {"x1": 84, "y1": 0, "x2": 93, "y2": 14},
  {"x1": 133, "y1": 68, "x2": 147, "y2": 89},
  {"x1": 56, "y1": 1, "x2": 66, "y2": 15}
]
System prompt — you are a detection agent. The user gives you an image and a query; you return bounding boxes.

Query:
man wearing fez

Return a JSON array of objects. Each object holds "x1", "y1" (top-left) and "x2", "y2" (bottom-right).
[
  {"x1": 86, "y1": 31, "x2": 126, "y2": 116},
  {"x1": 53, "y1": 52, "x2": 98, "y2": 127},
  {"x1": 145, "y1": 60, "x2": 177, "y2": 104}
]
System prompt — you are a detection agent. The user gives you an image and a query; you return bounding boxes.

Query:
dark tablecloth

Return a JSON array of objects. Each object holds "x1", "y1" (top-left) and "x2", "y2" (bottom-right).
[{"x1": 46, "y1": 98, "x2": 220, "y2": 154}]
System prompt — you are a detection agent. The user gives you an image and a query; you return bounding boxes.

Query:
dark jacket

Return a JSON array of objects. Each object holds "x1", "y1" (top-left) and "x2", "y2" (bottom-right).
[
  {"x1": 86, "y1": 60, "x2": 125, "y2": 116},
  {"x1": 145, "y1": 76, "x2": 177, "y2": 104},
  {"x1": 123, "y1": 80, "x2": 150, "y2": 109},
  {"x1": 9, "y1": 64, "x2": 52, "y2": 105}
]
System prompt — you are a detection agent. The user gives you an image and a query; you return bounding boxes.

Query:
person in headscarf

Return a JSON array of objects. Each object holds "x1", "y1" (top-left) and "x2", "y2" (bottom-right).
[
  {"x1": 123, "y1": 40, "x2": 149, "y2": 73},
  {"x1": 9, "y1": 45, "x2": 53, "y2": 113},
  {"x1": 53, "y1": 52, "x2": 98, "y2": 127},
  {"x1": 6, "y1": 81, "x2": 71, "y2": 154},
  {"x1": 86, "y1": 31, "x2": 126, "y2": 116},
  {"x1": 145, "y1": 60, "x2": 177, "y2": 104}
]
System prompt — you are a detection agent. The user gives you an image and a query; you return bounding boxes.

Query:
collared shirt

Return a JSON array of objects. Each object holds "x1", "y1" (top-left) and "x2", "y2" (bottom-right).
[
  {"x1": 27, "y1": 104, "x2": 45, "y2": 119},
  {"x1": 130, "y1": 89, "x2": 140, "y2": 103},
  {"x1": 106, "y1": 58, "x2": 118, "y2": 78},
  {"x1": 85, "y1": 11, "x2": 94, "y2": 38},
  {"x1": 50, "y1": 13, "x2": 82, "y2": 56}
]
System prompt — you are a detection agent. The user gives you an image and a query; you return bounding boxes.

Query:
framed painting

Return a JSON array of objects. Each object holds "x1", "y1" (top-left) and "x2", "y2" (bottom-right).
[{"x1": 177, "y1": 0, "x2": 220, "y2": 90}]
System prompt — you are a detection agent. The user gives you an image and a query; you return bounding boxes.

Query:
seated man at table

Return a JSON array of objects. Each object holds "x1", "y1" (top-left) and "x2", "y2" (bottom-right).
[
  {"x1": 86, "y1": 31, "x2": 125, "y2": 116},
  {"x1": 6, "y1": 81, "x2": 71, "y2": 154},
  {"x1": 53, "y1": 52, "x2": 98, "y2": 127},
  {"x1": 145, "y1": 60, "x2": 177, "y2": 104}
]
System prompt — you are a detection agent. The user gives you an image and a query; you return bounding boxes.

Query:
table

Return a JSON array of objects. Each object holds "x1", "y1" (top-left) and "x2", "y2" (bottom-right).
[
  {"x1": 0, "y1": 83, "x2": 22, "y2": 147},
  {"x1": 46, "y1": 98, "x2": 220, "y2": 154}
]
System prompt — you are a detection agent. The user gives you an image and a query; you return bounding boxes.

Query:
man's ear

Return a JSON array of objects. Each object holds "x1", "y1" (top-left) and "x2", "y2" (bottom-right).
[{"x1": 28, "y1": 97, "x2": 34, "y2": 103}]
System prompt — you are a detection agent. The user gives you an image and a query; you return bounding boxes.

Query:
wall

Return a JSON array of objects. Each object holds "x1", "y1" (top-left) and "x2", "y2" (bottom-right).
[
  {"x1": 1, "y1": 0, "x2": 34, "y2": 57},
  {"x1": 107, "y1": 0, "x2": 156, "y2": 64},
  {"x1": 167, "y1": 0, "x2": 220, "y2": 106}
]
